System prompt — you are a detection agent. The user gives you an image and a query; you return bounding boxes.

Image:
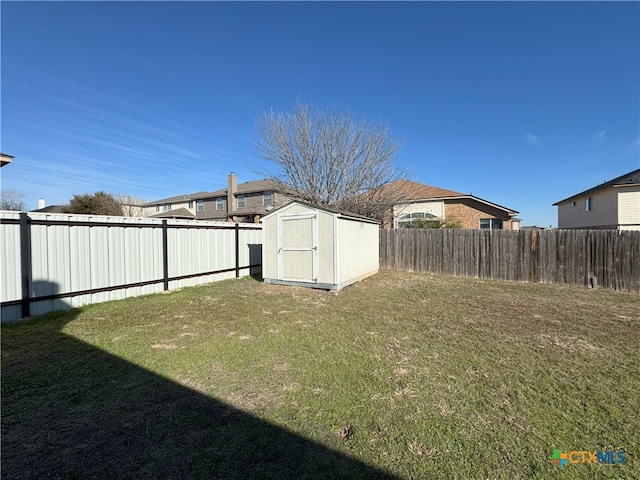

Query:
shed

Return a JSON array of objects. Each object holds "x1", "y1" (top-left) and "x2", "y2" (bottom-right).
[{"x1": 261, "y1": 201, "x2": 379, "y2": 290}]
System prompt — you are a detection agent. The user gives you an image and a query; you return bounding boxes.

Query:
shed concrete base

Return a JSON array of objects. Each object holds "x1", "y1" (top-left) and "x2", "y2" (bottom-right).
[{"x1": 264, "y1": 270, "x2": 378, "y2": 291}]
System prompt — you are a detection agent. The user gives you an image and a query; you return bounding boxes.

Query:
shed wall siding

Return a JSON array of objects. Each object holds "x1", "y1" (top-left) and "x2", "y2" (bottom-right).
[
  {"x1": 262, "y1": 215, "x2": 278, "y2": 280},
  {"x1": 337, "y1": 219, "x2": 379, "y2": 283},
  {"x1": 261, "y1": 202, "x2": 378, "y2": 289},
  {"x1": 317, "y1": 211, "x2": 335, "y2": 284}
]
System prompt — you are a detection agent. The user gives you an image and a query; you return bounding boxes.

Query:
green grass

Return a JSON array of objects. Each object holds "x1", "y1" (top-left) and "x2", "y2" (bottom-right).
[{"x1": 2, "y1": 271, "x2": 639, "y2": 479}]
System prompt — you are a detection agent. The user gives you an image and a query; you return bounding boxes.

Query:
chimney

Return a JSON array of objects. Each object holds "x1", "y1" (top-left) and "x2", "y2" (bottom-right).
[
  {"x1": 38, "y1": 198, "x2": 45, "y2": 210},
  {"x1": 227, "y1": 172, "x2": 237, "y2": 215}
]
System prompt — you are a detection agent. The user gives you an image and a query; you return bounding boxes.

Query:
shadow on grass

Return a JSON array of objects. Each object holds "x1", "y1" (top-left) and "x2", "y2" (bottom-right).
[{"x1": 1, "y1": 287, "x2": 396, "y2": 479}]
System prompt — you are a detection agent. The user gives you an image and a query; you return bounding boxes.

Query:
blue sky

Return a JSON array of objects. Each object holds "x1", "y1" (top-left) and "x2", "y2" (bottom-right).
[{"x1": 2, "y1": 1, "x2": 638, "y2": 227}]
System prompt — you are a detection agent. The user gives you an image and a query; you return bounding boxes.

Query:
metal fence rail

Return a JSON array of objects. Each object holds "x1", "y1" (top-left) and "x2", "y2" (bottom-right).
[
  {"x1": 380, "y1": 228, "x2": 640, "y2": 292},
  {"x1": 1, "y1": 212, "x2": 263, "y2": 322}
]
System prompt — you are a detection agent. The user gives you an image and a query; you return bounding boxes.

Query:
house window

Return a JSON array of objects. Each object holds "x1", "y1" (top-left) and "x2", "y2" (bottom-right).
[
  {"x1": 263, "y1": 191, "x2": 272, "y2": 207},
  {"x1": 237, "y1": 194, "x2": 245, "y2": 208},
  {"x1": 188, "y1": 201, "x2": 193, "y2": 209},
  {"x1": 570, "y1": 201, "x2": 576, "y2": 208},
  {"x1": 155, "y1": 205, "x2": 160, "y2": 213},
  {"x1": 397, "y1": 212, "x2": 437, "y2": 228},
  {"x1": 216, "y1": 198, "x2": 224, "y2": 210},
  {"x1": 585, "y1": 197, "x2": 592, "y2": 211},
  {"x1": 196, "y1": 200, "x2": 204, "y2": 212},
  {"x1": 163, "y1": 204, "x2": 170, "y2": 212},
  {"x1": 480, "y1": 218, "x2": 503, "y2": 230}
]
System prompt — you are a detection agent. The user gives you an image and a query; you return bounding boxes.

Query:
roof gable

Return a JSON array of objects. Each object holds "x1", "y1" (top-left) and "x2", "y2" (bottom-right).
[
  {"x1": 387, "y1": 180, "x2": 466, "y2": 199},
  {"x1": 261, "y1": 200, "x2": 379, "y2": 224},
  {"x1": 553, "y1": 168, "x2": 640, "y2": 205},
  {"x1": 145, "y1": 192, "x2": 210, "y2": 206},
  {"x1": 388, "y1": 180, "x2": 518, "y2": 215},
  {"x1": 150, "y1": 207, "x2": 195, "y2": 219}
]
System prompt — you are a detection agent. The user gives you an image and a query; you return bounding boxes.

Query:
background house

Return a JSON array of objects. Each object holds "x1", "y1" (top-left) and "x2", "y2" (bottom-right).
[
  {"x1": 145, "y1": 173, "x2": 290, "y2": 222},
  {"x1": 389, "y1": 180, "x2": 520, "y2": 230},
  {"x1": 553, "y1": 168, "x2": 640, "y2": 230},
  {"x1": 1, "y1": 152, "x2": 14, "y2": 167}
]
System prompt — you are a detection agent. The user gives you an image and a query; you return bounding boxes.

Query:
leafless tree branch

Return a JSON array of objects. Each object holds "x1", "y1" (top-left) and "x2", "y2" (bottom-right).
[
  {"x1": 254, "y1": 100, "x2": 411, "y2": 223},
  {"x1": 0, "y1": 190, "x2": 26, "y2": 211}
]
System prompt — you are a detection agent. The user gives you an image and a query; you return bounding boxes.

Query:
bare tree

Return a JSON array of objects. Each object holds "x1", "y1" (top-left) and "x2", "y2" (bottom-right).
[
  {"x1": 0, "y1": 190, "x2": 26, "y2": 211},
  {"x1": 255, "y1": 100, "x2": 410, "y2": 223},
  {"x1": 118, "y1": 195, "x2": 151, "y2": 217}
]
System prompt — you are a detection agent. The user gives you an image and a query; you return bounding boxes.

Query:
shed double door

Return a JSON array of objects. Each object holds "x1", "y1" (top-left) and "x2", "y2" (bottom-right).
[{"x1": 278, "y1": 213, "x2": 318, "y2": 283}]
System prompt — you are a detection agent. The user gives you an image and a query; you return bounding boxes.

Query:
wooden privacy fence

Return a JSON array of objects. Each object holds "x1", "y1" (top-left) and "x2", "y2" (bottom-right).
[
  {"x1": 380, "y1": 228, "x2": 640, "y2": 292},
  {"x1": 1, "y1": 212, "x2": 263, "y2": 322}
]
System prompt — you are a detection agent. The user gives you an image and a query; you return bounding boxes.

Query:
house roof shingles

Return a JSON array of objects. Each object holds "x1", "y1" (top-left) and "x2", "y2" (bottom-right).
[
  {"x1": 389, "y1": 180, "x2": 466, "y2": 200},
  {"x1": 145, "y1": 179, "x2": 286, "y2": 206},
  {"x1": 387, "y1": 180, "x2": 519, "y2": 216},
  {"x1": 553, "y1": 168, "x2": 640, "y2": 205},
  {"x1": 150, "y1": 207, "x2": 196, "y2": 219}
]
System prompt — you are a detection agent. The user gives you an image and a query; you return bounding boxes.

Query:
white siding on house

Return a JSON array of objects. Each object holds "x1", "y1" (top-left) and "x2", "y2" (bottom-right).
[
  {"x1": 557, "y1": 188, "x2": 618, "y2": 228},
  {"x1": 617, "y1": 186, "x2": 640, "y2": 230},
  {"x1": 393, "y1": 201, "x2": 445, "y2": 228}
]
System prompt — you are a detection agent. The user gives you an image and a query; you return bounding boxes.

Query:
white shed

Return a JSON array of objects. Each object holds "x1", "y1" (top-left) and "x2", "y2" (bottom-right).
[{"x1": 261, "y1": 201, "x2": 379, "y2": 290}]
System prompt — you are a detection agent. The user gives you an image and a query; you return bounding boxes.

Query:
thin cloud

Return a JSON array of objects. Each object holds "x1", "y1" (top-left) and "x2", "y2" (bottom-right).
[
  {"x1": 526, "y1": 133, "x2": 540, "y2": 145},
  {"x1": 594, "y1": 128, "x2": 608, "y2": 143}
]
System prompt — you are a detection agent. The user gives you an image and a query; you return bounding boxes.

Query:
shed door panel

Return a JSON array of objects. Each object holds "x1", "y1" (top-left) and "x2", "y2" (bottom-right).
[{"x1": 278, "y1": 214, "x2": 318, "y2": 282}]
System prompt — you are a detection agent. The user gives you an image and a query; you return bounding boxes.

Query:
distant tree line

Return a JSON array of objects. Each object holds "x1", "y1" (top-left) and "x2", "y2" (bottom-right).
[{"x1": 0, "y1": 190, "x2": 148, "y2": 217}]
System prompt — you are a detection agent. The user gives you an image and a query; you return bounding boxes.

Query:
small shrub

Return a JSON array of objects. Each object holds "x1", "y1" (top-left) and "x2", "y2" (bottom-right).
[{"x1": 404, "y1": 217, "x2": 462, "y2": 229}]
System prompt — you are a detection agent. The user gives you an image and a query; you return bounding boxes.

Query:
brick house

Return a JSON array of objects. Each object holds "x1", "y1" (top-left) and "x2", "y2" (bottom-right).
[
  {"x1": 388, "y1": 180, "x2": 520, "y2": 230},
  {"x1": 145, "y1": 173, "x2": 291, "y2": 222}
]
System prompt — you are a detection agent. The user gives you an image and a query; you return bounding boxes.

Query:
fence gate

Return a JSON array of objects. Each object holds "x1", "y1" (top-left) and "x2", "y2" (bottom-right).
[{"x1": 277, "y1": 213, "x2": 318, "y2": 283}]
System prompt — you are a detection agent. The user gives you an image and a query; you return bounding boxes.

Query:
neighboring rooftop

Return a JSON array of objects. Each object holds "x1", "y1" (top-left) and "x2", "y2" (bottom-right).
[
  {"x1": 209, "y1": 179, "x2": 283, "y2": 197},
  {"x1": 150, "y1": 207, "x2": 196, "y2": 219},
  {"x1": 553, "y1": 168, "x2": 640, "y2": 205},
  {"x1": 386, "y1": 180, "x2": 519, "y2": 216},
  {"x1": 145, "y1": 179, "x2": 287, "y2": 206},
  {"x1": 144, "y1": 191, "x2": 211, "y2": 206},
  {"x1": 1, "y1": 152, "x2": 14, "y2": 167},
  {"x1": 388, "y1": 180, "x2": 467, "y2": 200},
  {"x1": 31, "y1": 205, "x2": 66, "y2": 214}
]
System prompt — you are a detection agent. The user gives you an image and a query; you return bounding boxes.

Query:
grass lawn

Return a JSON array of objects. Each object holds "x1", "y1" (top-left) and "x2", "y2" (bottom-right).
[{"x1": 2, "y1": 270, "x2": 639, "y2": 479}]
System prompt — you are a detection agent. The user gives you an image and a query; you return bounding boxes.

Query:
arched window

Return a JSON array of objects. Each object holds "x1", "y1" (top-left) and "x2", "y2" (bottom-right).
[{"x1": 397, "y1": 212, "x2": 438, "y2": 228}]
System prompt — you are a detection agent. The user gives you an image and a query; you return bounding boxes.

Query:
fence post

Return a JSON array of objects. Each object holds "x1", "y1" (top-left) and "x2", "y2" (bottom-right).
[
  {"x1": 530, "y1": 228, "x2": 538, "y2": 283},
  {"x1": 19, "y1": 212, "x2": 32, "y2": 318},
  {"x1": 235, "y1": 223, "x2": 240, "y2": 278},
  {"x1": 162, "y1": 220, "x2": 169, "y2": 291}
]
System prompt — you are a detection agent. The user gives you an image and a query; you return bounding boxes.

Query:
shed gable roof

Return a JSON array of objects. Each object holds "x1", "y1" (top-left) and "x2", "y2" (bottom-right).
[{"x1": 261, "y1": 201, "x2": 379, "y2": 224}]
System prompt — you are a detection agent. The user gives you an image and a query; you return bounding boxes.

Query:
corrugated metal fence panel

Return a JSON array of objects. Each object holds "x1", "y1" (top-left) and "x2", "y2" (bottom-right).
[
  {"x1": 0, "y1": 212, "x2": 22, "y2": 320},
  {"x1": 167, "y1": 220, "x2": 236, "y2": 289},
  {"x1": 27, "y1": 213, "x2": 166, "y2": 315},
  {"x1": 2, "y1": 213, "x2": 262, "y2": 322}
]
